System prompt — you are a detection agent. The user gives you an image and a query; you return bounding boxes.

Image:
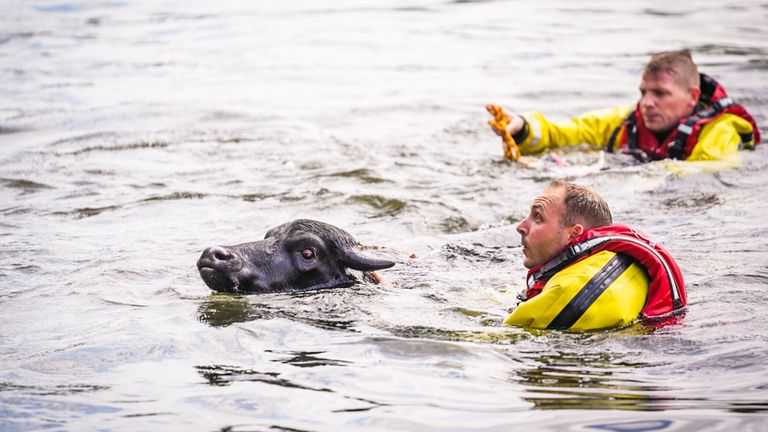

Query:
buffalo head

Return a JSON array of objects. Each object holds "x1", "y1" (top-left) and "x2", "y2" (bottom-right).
[{"x1": 197, "y1": 219, "x2": 395, "y2": 293}]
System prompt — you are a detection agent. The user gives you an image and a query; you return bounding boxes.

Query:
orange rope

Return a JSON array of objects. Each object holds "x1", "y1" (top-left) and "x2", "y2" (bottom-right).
[{"x1": 486, "y1": 104, "x2": 521, "y2": 161}]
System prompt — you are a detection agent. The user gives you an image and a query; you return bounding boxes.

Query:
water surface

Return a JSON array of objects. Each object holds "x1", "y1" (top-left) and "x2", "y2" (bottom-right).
[{"x1": 1, "y1": 0, "x2": 768, "y2": 430}]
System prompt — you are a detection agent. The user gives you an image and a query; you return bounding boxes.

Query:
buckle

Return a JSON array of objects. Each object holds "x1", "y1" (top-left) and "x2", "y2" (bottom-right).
[
  {"x1": 527, "y1": 272, "x2": 538, "y2": 288},
  {"x1": 568, "y1": 244, "x2": 583, "y2": 256},
  {"x1": 516, "y1": 289, "x2": 527, "y2": 303},
  {"x1": 677, "y1": 123, "x2": 694, "y2": 135},
  {"x1": 715, "y1": 97, "x2": 734, "y2": 110}
]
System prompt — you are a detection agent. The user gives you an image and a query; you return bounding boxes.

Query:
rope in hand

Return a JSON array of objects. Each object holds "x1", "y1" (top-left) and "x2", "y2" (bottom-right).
[{"x1": 485, "y1": 104, "x2": 521, "y2": 161}]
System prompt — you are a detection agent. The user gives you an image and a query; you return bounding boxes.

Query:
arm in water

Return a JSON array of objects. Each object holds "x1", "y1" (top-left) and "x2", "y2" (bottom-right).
[{"x1": 486, "y1": 104, "x2": 632, "y2": 156}]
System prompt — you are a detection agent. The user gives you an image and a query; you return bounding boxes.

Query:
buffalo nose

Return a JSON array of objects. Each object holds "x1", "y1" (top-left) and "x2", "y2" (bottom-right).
[
  {"x1": 198, "y1": 246, "x2": 240, "y2": 270},
  {"x1": 208, "y1": 246, "x2": 234, "y2": 261}
]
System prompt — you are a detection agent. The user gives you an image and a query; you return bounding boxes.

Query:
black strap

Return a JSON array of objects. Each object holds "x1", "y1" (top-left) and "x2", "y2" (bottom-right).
[
  {"x1": 606, "y1": 110, "x2": 637, "y2": 153},
  {"x1": 699, "y1": 73, "x2": 718, "y2": 106},
  {"x1": 528, "y1": 237, "x2": 611, "y2": 289},
  {"x1": 546, "y1": 254, "x2": 634, "y2": 330},
  {"x1": 530, "y1": 234, "x2": 684, "y2": 317},
  {"x1": 606, "y1": 124, "x2": 621, "y2": 153},
  {"x1": 739, "y1": 132, "x2": 755, "y2": 150},
  {"x1": 626, "y1": 113, "x2": 638, "y2": 150},
  {"x1": 512, "y1": 117, "x2": 530, "y2": 143},
  {"x1": 668, "y1": 97, "x2": 735, "y2": 160},
  {"x1": 610, "y1": 111, "x2": 650, "y2": 162},
  {"x1": 615, "y1": 74, "x2": 733, "y2": 160}
]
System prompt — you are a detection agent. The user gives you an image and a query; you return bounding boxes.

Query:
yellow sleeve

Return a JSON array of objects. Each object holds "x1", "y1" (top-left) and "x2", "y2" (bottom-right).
[
  {"x1": 504, "y1": 251, "x2": 649, "y2": 331},
  {"x1": 687, "y1": 113, "x2": 755, "y2": 162},
  {"x1": 516, "y1": 105, "x2": 633, "y2": 155}
]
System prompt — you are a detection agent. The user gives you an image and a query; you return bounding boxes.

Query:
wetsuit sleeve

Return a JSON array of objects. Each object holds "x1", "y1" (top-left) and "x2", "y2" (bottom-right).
[
  {"x1": 687, "y1": 113, "x2": 756, "y2": 162},
  {"x1": 515, "y1": 105, "x2": 633, "y2": 155}
]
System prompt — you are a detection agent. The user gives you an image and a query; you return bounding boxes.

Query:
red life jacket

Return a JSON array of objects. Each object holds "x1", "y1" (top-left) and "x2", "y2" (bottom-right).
[
  {"x1": 607, "y1": 74, "x2": 760, "y2": 161},
  {"x1": 525, "y1": 225, "x2": 687, "y2": 319}
]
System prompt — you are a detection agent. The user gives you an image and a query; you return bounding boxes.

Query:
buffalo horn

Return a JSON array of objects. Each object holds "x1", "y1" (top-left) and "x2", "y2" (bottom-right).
[{"x1": 340, "y1": 249, "x2": 395, "y2": 271}]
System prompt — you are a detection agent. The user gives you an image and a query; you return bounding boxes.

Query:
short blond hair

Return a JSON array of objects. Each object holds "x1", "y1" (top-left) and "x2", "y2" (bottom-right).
[
  {"x1": 643, "y1": 50, "x2": 700, "y2": 89},
  {"x1": 548, "y1": 181, "x2": 612, "y2": 229}
]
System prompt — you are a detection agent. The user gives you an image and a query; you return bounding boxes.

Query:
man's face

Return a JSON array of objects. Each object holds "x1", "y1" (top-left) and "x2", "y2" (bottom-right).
[
  {"x1": 638, "y1": 70, "x2": 699, "y2": 133},
  {"x1": 516, "y1": 188, "x2": 572, "y2": 269}
]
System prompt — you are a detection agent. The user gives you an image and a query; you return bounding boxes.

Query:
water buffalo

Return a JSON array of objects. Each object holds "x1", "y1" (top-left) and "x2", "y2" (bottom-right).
[{"x1": 197, "y1": 219, "x2": 395, "y2": 293}]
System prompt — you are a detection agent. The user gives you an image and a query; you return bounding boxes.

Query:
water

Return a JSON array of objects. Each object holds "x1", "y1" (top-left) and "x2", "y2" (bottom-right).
[{"x1": 2, "y1": 0, "x2": 768, "y2": 430}]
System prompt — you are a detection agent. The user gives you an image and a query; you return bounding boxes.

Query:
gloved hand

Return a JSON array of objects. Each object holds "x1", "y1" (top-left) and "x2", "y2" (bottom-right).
[{"x1": 486, "y1": 104, "x2": 523, "y2": 161}]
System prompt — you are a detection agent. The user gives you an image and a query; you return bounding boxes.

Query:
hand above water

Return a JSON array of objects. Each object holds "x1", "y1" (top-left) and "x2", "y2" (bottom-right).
[
  {"x1": 486, "y1": 104, "x2": 525, "y2": 137},
  {"x1": 486, "y1": 104, "x2": 524, "y2": 161}
]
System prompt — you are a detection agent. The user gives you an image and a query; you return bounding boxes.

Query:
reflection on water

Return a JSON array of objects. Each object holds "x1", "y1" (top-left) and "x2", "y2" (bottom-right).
[
  {"x1": 586, "y1": 419, "x2": 674, "y2": 432},
  {"x1": 198, "y1": 294, "x2": 272, "y2": 327},
  {"x1": 515, "y1": 350, "x2": 670, "y2": 411},
  {"x1": 0, "y1": 382, "x2": 109, "y2": 397},
  {"x1": 384, "y1": 324, "x2": 533, "y2": 344},
  {"x1": 198, "y1": 293, "x2": 357, "y2": 331},
  {"x1": 270, "y1": 350, "x2": 352, "y2": 368},
  {"x1": 514, "y1": 348, "x2": 768, "y2": 413},
  {"x1": 196, "y1": 365, "x2": 333, "y2": 392}
]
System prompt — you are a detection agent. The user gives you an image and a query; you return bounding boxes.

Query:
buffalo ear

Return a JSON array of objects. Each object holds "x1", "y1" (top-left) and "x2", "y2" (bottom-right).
[{"x1": 340, "y1": 249, "x2": 395, "y2": 271}]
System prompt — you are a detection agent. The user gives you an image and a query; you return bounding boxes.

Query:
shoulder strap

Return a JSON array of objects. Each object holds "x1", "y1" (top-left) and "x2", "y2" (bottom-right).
[
  {"x1": 529, "y1": 234, "x2": 684, "y2": 311},
  {"x1": 668, "y1": 97, "x2": 736, "y2": 160},
  {"x1": 546, "y1": 253, "x2": 634, "y2": 330},
  {"x1": 528, "y1": 237, "x2": 611, "y2": 288},
  {"x1": 606, "y1": 110, "x2": 637, "y2": 153},
  {"x1": 698, "y1": 73, "x2": 719, "y2": 106}
]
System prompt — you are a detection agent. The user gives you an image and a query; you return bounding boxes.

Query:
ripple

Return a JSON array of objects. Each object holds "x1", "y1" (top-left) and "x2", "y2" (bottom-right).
[
  {"x1": 49, "y1": 132, "x2": 119, "y2": 147},
  {"x1": 0, "y1": 178, "x2": 54, "y2": 194},
  {"x1": 195, "y1": 365, "x2": 333, "y2": 392},
  {"x1": 197, "y1": 295, "x2": 276, "y2": 327},
  {"x1": 0, "y1": 395, "x2": 121, "y2": 428},
  {"x1": 438, "y1": 216, "x2": 471, "y2": 234},
  {"x1": 0, "y1": 31, "x2": 44, "y2": 45},
  {"x1": 440, "y1": 241, "x2": 513, "y2": 263},
  {"x1": 327, "y1": 168, "x2": 390, "y2": 184},
  {"x1": 347, "y1": 194, "x2": 406, "y2": 217},
  {"x1": 660, "y1": 193, "x2": 721, "y2": 210},
  {"x1": 693, "y1": 43, "x2": 767, "y2": 56},
  {"x1": 268, "y1": 350, "x2": 352, "y2": 368},
  {"x1": 66, "y1": 141, "x2": 170, "y2": 156},
  {"x1": 384, "y1": 325, "x2": 531, "y2": 344},
  {"x1": 643, "y1": 9, "x2": 686, "y2": 17},
  {"x1": 240, "y1": 192, "x2": 276, "y2": 202},
  {"x1": 142, "y1": 192, "x2": 206, "y2": 202},
  {"x1": 741, "y1": 58, "x2": 768, "y2": 71},
  {"x1": 0, "y1": 382, "x2": 109, "y2": 396},
  {"x1": 0, "y1": 125, "x2": 25, "y2": 134},
  {"x1": 2, "y1": 1, "x2": 768, "y2": 429},
  {"x1": 71, "y1": 205, "x2": 122, "y2": 218}
]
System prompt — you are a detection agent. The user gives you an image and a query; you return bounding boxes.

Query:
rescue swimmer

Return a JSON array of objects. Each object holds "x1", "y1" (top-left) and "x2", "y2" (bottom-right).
[
  {"x1": 505, "y1": 181, "x2": 687, "y2": 331},
  {"x1": 487, "y1": 50, "x2": 760, "y2": 163}
]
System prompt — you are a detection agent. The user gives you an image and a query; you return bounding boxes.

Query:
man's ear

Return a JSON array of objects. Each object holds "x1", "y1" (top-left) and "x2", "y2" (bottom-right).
[
  {"x1": 688, "y1": 86, "x2": 702, "y2": 108},
  {"x1": 567, "y1": 224, "x2": 584, "y2": 241}
]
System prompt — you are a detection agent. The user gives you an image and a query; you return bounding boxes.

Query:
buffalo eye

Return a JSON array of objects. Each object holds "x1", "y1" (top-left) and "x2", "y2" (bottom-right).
[{"x1": 300, "y1": 248, "x2": 316, "y2": 260}]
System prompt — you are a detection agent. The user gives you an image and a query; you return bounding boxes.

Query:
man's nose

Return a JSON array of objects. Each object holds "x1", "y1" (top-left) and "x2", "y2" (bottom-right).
[
  {"x1": 516, "y1": 218, "x2": 528, "y2": 235},
  {"x1": 640, "y1": 93, "x2": 654, "y2": 108}
]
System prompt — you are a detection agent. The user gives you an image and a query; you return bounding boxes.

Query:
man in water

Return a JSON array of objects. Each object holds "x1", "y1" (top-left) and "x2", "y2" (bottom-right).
[
  {"x1": 488, "y1": 50, "x2": 760, "y2": 162},
  {"x1": 505, "y1": 181, "x2": 686, "y2": 331}
]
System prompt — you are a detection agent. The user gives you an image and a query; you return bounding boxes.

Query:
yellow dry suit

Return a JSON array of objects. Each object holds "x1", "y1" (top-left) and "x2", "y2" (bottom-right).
[
  {"x1": 504, "y1": 225, "x2": 687, "y2": 331},
  {"x1": 510, "y1": 74, "x2": 759, "y2": 162},
  {"x1": 504, "y1": 251, "x2": 649, "y2": 331}
]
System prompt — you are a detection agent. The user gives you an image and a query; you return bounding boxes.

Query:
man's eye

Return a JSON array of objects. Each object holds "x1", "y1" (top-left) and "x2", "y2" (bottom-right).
[
  {"x1": 533, "y1": 214, "x2": 542, "y2": 222},
  {"x1": 300, "y1": 248, "x2": 316, "y2": 260}
]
